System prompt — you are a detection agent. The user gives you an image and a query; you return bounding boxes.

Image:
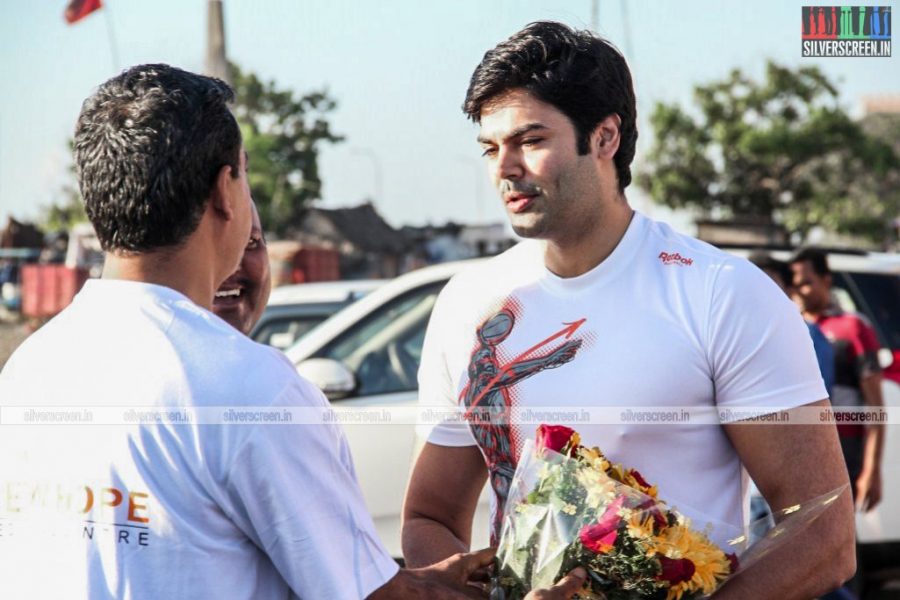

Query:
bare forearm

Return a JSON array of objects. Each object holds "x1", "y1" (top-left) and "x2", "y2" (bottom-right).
[
  {"x1": 861, "y1": 374, "x2": 885, "y2": 471},
  {"x1": 402, "y1": 515, "x2": 471, "y2": 568},
  {"x1": 712, "y1": 497, "x2": 856, "y2": 599},
  {"x1": 861, "y1": 424, "x2": 884, "y2": 473}
]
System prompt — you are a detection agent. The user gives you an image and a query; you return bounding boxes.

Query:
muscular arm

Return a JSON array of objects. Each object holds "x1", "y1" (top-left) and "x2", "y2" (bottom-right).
[
  {"x1": 857, "y1": 372, "x2": 885, "y2": 511},
  {"x1": 713, "y1": 399, "x2": 856, "y2": 599},
  {"x1": 402, "y1": 443, "x2": 489, "y2": 568}
]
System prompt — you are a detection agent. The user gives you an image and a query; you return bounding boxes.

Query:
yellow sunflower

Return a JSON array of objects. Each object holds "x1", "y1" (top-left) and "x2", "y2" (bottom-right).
[
  {"x1": 647, "y1": 522, "x2": 731, "y2": 600},
  {"x1": 626, "y1": 511, "x2": 657, "y2": 540}
]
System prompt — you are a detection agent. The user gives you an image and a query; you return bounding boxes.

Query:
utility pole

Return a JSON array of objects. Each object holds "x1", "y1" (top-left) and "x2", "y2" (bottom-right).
[
  {"x1": 206, "y1": 0, "x2": 231, "y2": 86},
  {"x1": 351, "y1": 148, "x2": 384, "y2": 207}
]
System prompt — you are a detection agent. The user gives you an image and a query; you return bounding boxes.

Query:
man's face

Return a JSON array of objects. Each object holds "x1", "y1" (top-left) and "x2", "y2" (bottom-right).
[
  {"x1": 221, "y1": 147, "x2": 254, "y2": 278},
  {"x1": 213, "y1": 203, "x2": 271, "y2": 335},
  {"x1": 477, "y1": 89, "x2": 603, "y2": 241},
  {"x1": 790, "y1": 260, "x2": 831, "y2": 313}
]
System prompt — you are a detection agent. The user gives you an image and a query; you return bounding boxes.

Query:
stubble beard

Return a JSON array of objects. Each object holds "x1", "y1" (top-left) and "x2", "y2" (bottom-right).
[{"x1": 500, "y1": 180, "x2": 554, "y2": 240}]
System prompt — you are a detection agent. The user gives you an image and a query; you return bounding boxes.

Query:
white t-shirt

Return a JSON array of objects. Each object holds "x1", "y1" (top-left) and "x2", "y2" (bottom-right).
[
  {"x1": 0, "y1": 280, "x2": 398, "y2": 599},
  {"x1": 418, "y1": 212, "x2": 827, "y2": 547}
]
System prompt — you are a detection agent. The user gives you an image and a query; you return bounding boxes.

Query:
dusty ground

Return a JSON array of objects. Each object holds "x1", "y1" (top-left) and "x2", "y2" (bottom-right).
[{"x1": 0, "y1": 319, "x2": 30, "y2": 370}]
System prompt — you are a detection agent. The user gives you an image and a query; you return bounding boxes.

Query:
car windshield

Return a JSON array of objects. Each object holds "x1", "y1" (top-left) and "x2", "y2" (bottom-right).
[
  {"x1": 253, "y1": 316, "x2": 330, "y2": 349},
  {"x1": 314, "y1": 282, "x2": 445, "y2": 397}
]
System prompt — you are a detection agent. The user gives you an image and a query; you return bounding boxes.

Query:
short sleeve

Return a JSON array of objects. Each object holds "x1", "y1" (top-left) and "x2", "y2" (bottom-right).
[
  {"x1": 706, "y1": 258, "x2": 828, "y2": 417},
  {"x1": 807, "y1": 323, "x2": 835, "y2": 396},
  {"x1": 222, "y1": 382, "x2": 399, "y2": 599},
  {"x1": 415, "y1": 281, "x2": 478, "y2": 447},
  {"x1": 853, "y1": 315, "x2": 882, "y2": 377}
]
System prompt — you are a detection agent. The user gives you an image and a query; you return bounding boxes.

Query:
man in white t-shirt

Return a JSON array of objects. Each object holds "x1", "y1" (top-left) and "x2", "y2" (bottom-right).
[
  {"x1": 1, "y1": 64, "x2": 593, "y2": 600},
  {"x1": 402, "y1": 22, "x2": 856, "y2": 598}
]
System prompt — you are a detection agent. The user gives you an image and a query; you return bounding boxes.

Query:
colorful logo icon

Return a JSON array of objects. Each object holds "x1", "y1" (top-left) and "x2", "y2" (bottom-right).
[{"x1": 802, "y1": 6, "x2": 891, "y2": 56}]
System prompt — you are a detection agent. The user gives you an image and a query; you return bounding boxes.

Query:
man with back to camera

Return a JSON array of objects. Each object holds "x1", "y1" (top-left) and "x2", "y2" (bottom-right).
[
  {"x1": 0, "y1": 63, "x2": 587, "y2": 600},
  {"x1": 402, "y1": 21, "x2": 856, "y2": 598},
  {"x1": 790, "y1": 248, "x2": 884, "y2": 513}
]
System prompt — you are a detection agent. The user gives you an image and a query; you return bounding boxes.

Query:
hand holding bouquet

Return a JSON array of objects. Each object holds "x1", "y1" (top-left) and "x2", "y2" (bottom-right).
[{"x1": 493, "y1": 425, "x2": 846, "y2": 600}]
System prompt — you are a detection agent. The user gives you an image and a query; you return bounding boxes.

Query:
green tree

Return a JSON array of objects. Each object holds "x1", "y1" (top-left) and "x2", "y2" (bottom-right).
[
  {"x1": 230, "y1": 62, "x2": 344, "y2": 235},
  {"x1": 39, "y1": 140, "x2": 88, "y2": 233},
  {"x1": 638, "y1": 61, "x2": 900, "y2": 245},
  {"x1": 41, "y1": 67, "x2": 343, "y2": 237}
]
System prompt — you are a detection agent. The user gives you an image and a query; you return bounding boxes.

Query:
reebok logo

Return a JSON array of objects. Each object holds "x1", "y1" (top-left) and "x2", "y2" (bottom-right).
[{"x1": 659, "y1": 252, "x2": 693, "y2": 266}]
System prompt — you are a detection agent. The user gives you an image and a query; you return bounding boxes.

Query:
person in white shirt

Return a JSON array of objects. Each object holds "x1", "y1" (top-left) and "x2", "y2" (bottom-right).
[
  {"x1": 401, "y1": 22, "x2": 855, "y2": 599},
  {"x1": 0, "y1": 63, "x2": 584, "y2": 600}
]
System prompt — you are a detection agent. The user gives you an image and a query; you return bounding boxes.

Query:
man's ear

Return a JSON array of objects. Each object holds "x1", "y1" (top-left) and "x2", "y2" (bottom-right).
[
  {"x1": 591, "y1": 113, "x2": 621, "y2": 160},
  {"x1": 210, "y1": 164, "x2": 237, "y2": 222}
]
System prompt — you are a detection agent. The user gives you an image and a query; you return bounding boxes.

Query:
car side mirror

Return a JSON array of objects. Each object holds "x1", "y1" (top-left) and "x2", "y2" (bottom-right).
[
  {"x1": 297, "y1": 358, "x2": 356, "y2": 400},
  {"x1": 878, "y1": 348, "x2": 894, "y2": 370}
]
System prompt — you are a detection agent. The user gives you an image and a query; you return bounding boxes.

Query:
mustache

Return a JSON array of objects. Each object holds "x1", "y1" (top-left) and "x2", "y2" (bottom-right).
[{"x1": 500, "y1": 180, "x2": 541, "y2": 196}]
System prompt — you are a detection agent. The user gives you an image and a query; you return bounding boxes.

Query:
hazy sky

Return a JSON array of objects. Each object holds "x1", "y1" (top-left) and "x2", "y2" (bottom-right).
[{"x1": 0, "y1": 1, "x2": 896, "y2": 235}]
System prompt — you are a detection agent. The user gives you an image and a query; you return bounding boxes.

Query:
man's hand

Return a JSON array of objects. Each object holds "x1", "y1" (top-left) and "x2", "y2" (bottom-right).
[
  {"x1": 547, "y1": 340, "x2": 582, "y2": 368},
  {"x1": 523, "y1": 568, "x2": 587, "y2": 599},
  {"x1": 368, "y1": 548, "x2": 495, "y2": 599},
  {"x1": 425, "y1": 547, "x2": 496, "y2": 594},
  {"x1": 855, "y1": 466, "x2": 882, "y2": 512}
]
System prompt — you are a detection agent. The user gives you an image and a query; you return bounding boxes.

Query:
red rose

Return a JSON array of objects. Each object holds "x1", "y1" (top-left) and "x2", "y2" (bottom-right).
[
  {"x1": 726, "y1": 552, "x2": 739, "y2": 573},
  {"x1": 657, "y1": 556, "x2": 695, "y2": 585},
  {"x1": 535, "y1": 424, "x2": 577, "y2": 454},
  {"x1": 579, "y1": 496, "x2": 624, "y2": 554},
  {"x1": 629, "y1": 468, "x2": 651, "y2": 489},
  {"x1": 635, "y1": 498, "x2": 668, "y2": 529}
]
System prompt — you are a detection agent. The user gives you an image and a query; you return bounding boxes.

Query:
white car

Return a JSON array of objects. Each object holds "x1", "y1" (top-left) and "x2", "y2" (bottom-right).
[
  {"x1": 284, "y1": 261, "x2": 491, "y2": 558},
  {"x1": 250, "y1": 279, "x2": 383, "y2": 350},
  {"x1": 283, "y1": 249, "x2": 900, "y2": 573}
]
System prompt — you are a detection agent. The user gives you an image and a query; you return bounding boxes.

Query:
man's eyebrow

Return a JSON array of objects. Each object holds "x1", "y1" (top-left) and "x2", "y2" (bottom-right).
[{"x1": 477, "y1": 122, "x2": 548, "y2": 145}]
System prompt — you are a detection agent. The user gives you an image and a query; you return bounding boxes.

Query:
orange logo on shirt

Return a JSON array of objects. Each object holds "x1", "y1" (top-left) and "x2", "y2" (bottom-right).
[{"x1": 1, "y1": 482, "x2": 150, "y2": 524}]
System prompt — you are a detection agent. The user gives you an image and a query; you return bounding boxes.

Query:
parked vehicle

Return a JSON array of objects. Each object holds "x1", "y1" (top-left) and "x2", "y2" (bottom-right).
[
  {"x1": 284, "y1": 247, "x2": 900, "y2": 573},
  {"x1": 728, "y1": 248, "x2": 900, "y2": 593},
  {"x1": 250, "y1": 279, "x2": 383, "y2": 349}
]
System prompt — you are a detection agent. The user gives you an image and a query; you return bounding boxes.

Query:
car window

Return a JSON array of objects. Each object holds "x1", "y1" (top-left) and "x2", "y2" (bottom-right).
[
  {"x1": 314, "y1": 281, "x2": 446, "y2": 397},
  {"x1": 253, "y1": 316, "x2": 328, "y2": 350},
  {"x1": 843, "y1": 272, "x2": 900, "y2": 350}
]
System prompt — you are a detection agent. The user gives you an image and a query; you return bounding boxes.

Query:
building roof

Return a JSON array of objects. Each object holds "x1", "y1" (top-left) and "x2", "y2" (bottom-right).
[{"x1": 299, "y1": 203, "x2": 409, "y2": 254}]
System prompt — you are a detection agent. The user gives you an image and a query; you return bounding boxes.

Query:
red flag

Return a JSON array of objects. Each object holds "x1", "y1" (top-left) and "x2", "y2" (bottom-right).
[{"x1": 64, "y1": 0, "x2": 102, "y2": 24}]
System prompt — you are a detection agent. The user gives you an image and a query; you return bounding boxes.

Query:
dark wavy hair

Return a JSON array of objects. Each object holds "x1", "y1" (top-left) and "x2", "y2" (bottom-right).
[
  {"x1": 463, "y1": 21, "x2": 637, "y2": 191},
  {"x1": 790, "y1": 247, "x2": 832, "y2": 277},
  {"x1": 74, "y1": 64, "x2": 241, "y2": 252}
]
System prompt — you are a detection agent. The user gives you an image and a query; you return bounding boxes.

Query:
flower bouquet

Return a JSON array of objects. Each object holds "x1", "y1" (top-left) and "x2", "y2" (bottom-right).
[{"x1": 492, "y1": 425, "x2": 847, "y2": 600}]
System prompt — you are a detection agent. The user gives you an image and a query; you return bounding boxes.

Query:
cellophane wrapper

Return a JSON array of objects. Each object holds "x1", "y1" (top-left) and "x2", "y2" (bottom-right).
[{"x1": 492, "y1": 437, "x2": 848, "y2": 600}]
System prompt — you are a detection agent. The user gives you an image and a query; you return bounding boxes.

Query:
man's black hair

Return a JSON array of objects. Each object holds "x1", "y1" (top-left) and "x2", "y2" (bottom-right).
[
  {"x1": 463, "y1": 21, "x2": 638, "y2": 191},
  {"x1": 790, "y1": 247, "x2": 832, "y2": 277},
  {"x1": 74, "y1": 64, "x2": 241, "y2": 252}
]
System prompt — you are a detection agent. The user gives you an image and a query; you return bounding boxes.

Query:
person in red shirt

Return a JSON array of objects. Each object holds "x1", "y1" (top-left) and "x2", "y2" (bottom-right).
[{"x1": 790, "y1": 248, "x2": 884, "y2": 512}]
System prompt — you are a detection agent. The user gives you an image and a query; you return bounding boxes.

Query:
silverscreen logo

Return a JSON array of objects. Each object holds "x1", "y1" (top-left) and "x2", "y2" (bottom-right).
[{"x1": 802, "y1": 6, "x2": 891, "y2": 57}]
